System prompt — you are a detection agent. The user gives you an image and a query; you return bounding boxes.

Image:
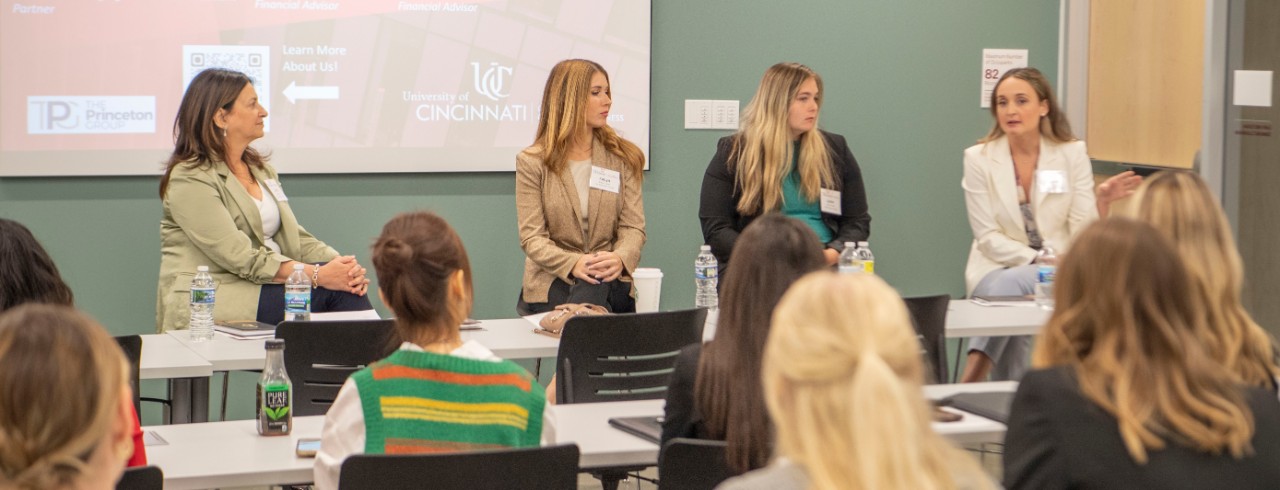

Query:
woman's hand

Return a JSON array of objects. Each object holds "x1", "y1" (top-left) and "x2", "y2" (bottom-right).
[
  {"x1": 1096, "y1": 171, "x2": 1142, "y2": 216},
  {"x1": 318, "y1": 256, "x2": 370, "y2": 296},
  {"x1": 823, "y1": 248, "x2": 840, "y2": 266},
  {"x1": 572, "y1": 251, "x2": 624, "y2": 284}
]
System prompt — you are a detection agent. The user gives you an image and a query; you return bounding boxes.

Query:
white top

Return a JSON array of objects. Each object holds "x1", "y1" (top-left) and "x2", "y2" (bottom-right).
[
  {"x1": 568, "y1": 158, "x2": 592, "y2": 236},
  {"x1": 253, "y1": 181, "x2": 283, "y2": 254},
  {"x1": 313, "y1": 340, "x2": 556, "y2": 490}
]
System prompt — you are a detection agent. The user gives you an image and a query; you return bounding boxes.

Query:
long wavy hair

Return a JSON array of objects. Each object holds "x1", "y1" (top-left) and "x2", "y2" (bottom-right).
[
  {"x1": 1117, "y1": 170, "x2": 1279, "y2": 388},
  {"x1": 730, "y1": 62, "x2": 837, "y2": 215},
  {"x1": 694, "y1": 214, "x2": 826, "y2": 472},
  {"x1": 0, "y1": 305, "x2": 130, "y2": 489},
  {"x1": 764, "y1": 272, "x2": 994, "y2": 490},
  {"x1": 372, "y1": 212, "x2": 473, "y2": 347},
  {"x1": 159, "y1": 68, "x2": 267, "y2": 199},
  {"x1": 979, "y1": 67, "x2": 1075, "y2": 144},
  {"x1": 0, "y1": 219, "x2": 73, "y2": 311},
  {"x1": 1034, "y1": 217, "x2": 1255, "y2": 463},
  {"x1": 530, "y1": 59, "x2": 644, "y2": 179}
]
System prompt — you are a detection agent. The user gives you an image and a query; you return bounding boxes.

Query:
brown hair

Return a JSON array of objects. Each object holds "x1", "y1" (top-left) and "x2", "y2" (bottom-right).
[
  {"x1": 159, "y1": 68, "x2": 267, "y2": 199},
  {"x1": 1118, "y1": 171, "x2": 1280, "y2": 388},
  {"x1": 531, "y1": 59, "x2": 645, "y2": 179},
  {"x1": 0, "y1": 219, "x2": 73, "y2": 311},
  {"x1": 730, "y1": 62, "x2": 837, "y2": 215},
  {"x1": 694, "y1": 213, "x2": 826, "y2": 472},
  {"x1": 979, "y1": 67, "x2": 1076, "y2": 144},
  {"x1": 1035, "y1": 217, "x2": 1255, "y2": 463},
  {"x1": 372, "y1": 212, "x2": 473, "y2": 347},
  {"x1": 0, "y1": 304, "x2": 129, "y2": 489}
]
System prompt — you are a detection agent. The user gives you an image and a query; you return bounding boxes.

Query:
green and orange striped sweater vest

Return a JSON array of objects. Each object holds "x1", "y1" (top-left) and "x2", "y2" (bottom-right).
[{"x1": 352, "y1": 349, "x2": 545, "y2": 454}]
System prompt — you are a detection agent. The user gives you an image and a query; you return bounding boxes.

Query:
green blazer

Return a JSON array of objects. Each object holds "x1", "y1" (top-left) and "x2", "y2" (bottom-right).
[{"x1": 156, "y1": 159, "x2": 338, "y2": 332}]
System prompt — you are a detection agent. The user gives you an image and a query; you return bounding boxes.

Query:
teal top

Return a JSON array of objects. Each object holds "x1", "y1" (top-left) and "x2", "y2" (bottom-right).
[{"x1": 780, "y1": 142, "x2": 834, "y2": 243}]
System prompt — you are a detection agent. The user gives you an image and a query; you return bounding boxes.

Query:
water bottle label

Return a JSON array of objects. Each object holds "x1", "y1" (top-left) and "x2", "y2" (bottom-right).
[
  {"x1": 190, "y1": 287, "x2": 215, "y2": 304},
  {"x1": 1038, "y1": 265, "x2": 1055, "y2": 283},
  {"x1": 838, "y1": 265, "x2": 858, "y2": 274},
  {"x1": 284, "y1": 291, "x2": 310, "y2": 312},
  {"x1": 258, "y1": 382, "x2": 292, "y2": 434},
  {"x1": 863, "y1": 261, "x2": 874, "y2": 274},
  {"x1": 695, "y1": 265, "x2": 717, "y2": 280}
]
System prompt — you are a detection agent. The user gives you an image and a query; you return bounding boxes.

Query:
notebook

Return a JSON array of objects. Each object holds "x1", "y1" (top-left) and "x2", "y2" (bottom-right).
[
  {"x1": 608, "y1": 416, "x2": 663, "y2": 444},
  {"x1": 213, "y1": 320, "x2": 276, "y2": 339},
  {"x1": 941, "y1": 391, "x2": 1016, "y2": 423}
]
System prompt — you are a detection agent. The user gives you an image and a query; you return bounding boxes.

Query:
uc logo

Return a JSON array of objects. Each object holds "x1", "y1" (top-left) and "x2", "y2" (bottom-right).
[{"x1": 472, "y1": 62, "x2": 512, "y2": 101}]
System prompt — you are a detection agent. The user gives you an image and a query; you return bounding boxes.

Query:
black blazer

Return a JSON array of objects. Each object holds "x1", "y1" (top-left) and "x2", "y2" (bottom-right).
[
  {"x1": 1004, "y1": 366, "x2": 1280, "y2": 490},
  {"x1": 660, "y1": 343, "x2": 705, "y2": 451},
  {"x1": 698, "y1": 131, "x2": 871, "y2": 272}
]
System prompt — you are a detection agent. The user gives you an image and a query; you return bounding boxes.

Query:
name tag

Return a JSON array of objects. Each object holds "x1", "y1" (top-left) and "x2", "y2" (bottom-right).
[
  {"x1": 589, "y1": 166, "x2": 621, "y2": 194},
  {"x1": 264, "y1": 179, "x2": 288, "y2": 202},
  {"x1": 820, "y1": 188, "x2": 841, "y2": 215},
  {"x1": 1036, "y1": 170, "x2": 1067, "y2": 194}
]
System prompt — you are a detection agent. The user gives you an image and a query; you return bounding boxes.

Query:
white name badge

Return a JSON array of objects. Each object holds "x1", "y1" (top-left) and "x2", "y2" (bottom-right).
[
  {"x1": 589, "y1": 166, "x2": 621, "y2": 194},
  {"x1": 1036, "y1": 170, "x2": 1067, "y2": 194},
  {"x1": 820, "y1": 188, "x2": 841, "y2": 215},
  {"x1": 264, "y1": 179, "x2": 288, "y2": 202}
]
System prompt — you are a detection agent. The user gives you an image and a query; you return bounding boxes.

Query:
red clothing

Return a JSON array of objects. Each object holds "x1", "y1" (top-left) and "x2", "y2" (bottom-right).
[{"x1": 127, "y1": 404, "x2": 147, "y2": 467}]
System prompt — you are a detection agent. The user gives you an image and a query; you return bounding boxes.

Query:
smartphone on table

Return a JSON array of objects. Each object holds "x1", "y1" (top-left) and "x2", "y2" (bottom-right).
[{"x1": 296, "y1": 438, "x2": 321, "y2": 457}]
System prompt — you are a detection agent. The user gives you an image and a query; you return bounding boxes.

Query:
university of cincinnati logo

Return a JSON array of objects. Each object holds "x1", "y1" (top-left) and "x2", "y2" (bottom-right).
[{"x1": 472, "y1": 61, "x2": 512, "y2": 101}]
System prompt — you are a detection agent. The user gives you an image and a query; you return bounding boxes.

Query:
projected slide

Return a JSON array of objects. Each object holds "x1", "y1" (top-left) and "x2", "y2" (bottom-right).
[{"x1": 0, "y1": 0, "x2": 651, "y2": 176}]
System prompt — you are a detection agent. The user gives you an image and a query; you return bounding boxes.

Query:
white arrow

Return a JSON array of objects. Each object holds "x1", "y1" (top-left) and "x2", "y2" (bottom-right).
[{"x1": 283, "y1": 81, "x2": 339, "y2": 104}]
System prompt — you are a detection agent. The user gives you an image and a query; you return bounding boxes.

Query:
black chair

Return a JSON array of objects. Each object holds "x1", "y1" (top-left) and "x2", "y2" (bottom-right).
[
  {"x1": 275, "y1": 319, "x2": 397, "y2": 416},
  {"x1": 115, "y1": 465, "x2": 163, "y2": 490},
  {"x1": 659, "y1": 438, "x2": 734, "y2": 490},
  {"x1": 114, "y1": 335, "x2": 172, "y2": 423},
  {"x1": 902, "y1": 294, "x2": 951, "y2": 384},
  {"x1": 555, "y1": 308, "x2": 708, "y2": 404},
  {"x1": 338, "y1": 444, "x2": 580, "y2": 490}
]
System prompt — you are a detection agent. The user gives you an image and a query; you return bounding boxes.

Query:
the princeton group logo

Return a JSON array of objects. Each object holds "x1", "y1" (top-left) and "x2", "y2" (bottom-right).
[
  {"x1": 472, "y1": 61, "x2": 512, "y2": 101},
  {"x1": 27, "y1": 96, "x2": 157, "y2": 134}
]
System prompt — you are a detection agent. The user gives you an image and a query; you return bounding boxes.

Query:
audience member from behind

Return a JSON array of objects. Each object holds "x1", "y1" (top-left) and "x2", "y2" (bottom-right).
[
  {"x1": 718, "y1": 272, "x2": 996, "y2": 490},
  {"x1": 1117, "y1": 170, "x2": 1280, "y2": 389},
  {"x1": 0, "y1": 305, "x2": 137, "y2": 490},
  {"x1": 959, "y1": 67, "x2": 1141, "y2": 382},
  {"x1": 661, "y1": 214, "x2": 826, "y2": 474},
  {"x1": 314, "y1": 212, "x2": 551, "y2": 490},
  {"x1": 0, "y1": 218, "x2": 146, "y2": 469},
  {"x1": 516, "y1": 59, "x2": 647, "y2": 314},
  {"x1": 1004, "y1": 218, "x2": 1280, "y2": 489},
  {"x1": 699, "y1": 62, "x2": 871, "y2": 276},
  {"x1": 157, "y1": 68, "x2": 370, "y2": 332}
]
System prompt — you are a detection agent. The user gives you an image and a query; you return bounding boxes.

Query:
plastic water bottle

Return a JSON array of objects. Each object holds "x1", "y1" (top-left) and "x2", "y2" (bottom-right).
[
  {"x1": 257, "y1": 339, "x2": 292, "y2": 436},
  {"x1": 284, "y1": 263, "x2": 311, "y2": 322},
  {"x1": 189, "y1": 266, "x2": 216, "y2": 342},
  {"x1": 857, "y1": 241, "x2": 875, "y2": 275},
  {"x1": 838, "y1": 242, "x2": 860, "y2": 274},
  {"x1": 1035, "y1": 243, "x2": 1057, "y2": 309},
  {"x1": 694, "y1": 245, "x2": 718, "y2": 311}
]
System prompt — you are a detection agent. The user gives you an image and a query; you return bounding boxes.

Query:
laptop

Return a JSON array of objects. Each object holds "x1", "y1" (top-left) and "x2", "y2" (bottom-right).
[
  {"x1": 608, "y1": 416, "x2": 663, "y2": 444},
  {"x1": 940, "y1": 391, "x2": 1016, "y2": 424}
]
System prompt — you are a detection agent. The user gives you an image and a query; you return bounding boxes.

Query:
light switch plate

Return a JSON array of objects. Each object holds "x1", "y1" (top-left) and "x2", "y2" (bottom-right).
[{"x1": 685, "y1": 99, "x2": 739, "y2": 130}]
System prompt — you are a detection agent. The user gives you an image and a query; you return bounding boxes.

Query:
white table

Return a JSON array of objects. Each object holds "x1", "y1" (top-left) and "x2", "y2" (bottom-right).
[
  {"x1": 148, "y1": 416, "x2": 322, "y2": 489},
  {"x1": 139, "y1": 334, "x2": 214, "y2": 424},
  {"x1": 944, "y1": 300, "x2": 1050, "y2": 338}
]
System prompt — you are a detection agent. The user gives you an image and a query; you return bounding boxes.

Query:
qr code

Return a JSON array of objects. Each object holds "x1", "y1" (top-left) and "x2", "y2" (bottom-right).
[{"x1": 182, "y1": 45, "x2": 271, "y2": 131}]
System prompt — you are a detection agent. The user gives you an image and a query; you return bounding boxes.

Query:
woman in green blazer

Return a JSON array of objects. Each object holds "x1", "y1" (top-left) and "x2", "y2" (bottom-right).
[{"x1": 156, "y1": 68, "x2": 370, "y2": 333}]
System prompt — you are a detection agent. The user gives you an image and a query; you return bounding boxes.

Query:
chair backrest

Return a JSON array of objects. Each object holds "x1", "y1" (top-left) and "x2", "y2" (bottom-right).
[
  {"x1": 275, "y1": 319, "x2": 396, "y2": 416},
  {"x1": 338, "y1": 444, "x2": 579, "y2": 490},
  {"x1": 115, "y1": 465, "x2": 163, "y2": 490},
  {"x1": 659, "y1": 438, "x2": 734, "y2": 490},
  {"x1": 555, "y1": 308, "x2": 707, "y2": 404},
  {"x1": 114, "y1": 335, "x2": 143, "y2": 416},
  {"x1": 902, "y1": 294, "x2": 951, "y2": 384}
]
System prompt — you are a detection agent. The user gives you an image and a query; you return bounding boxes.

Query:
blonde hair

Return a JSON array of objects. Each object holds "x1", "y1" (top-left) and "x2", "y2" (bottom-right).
[
  {"x1": 731, "y1": 62, "x2": 837, "y2": 215},
  {"x1": 764, "y1": 272, "x2": 993, "y2": 490},
  {"x1": 979, "y1": 67, "x2": 1076, "y2": 144},
  {"x1": 1116, "y1": 171, "x2": 1280, "y2": 388},
  {"x1": 531, "y1": 59, "x2": 645, "y2": 179},
  {"x1": 0, "y1": 304, "x2": 129, "y2": 489},
  {"x1": 1034, "y1": 218, "x2": 1255, "y2": 463}
]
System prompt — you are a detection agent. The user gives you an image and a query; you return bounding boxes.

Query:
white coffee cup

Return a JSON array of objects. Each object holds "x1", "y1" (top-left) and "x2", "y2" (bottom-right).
[{"x1": 632, "y1": 267, "x2": 663, "y2": 313}]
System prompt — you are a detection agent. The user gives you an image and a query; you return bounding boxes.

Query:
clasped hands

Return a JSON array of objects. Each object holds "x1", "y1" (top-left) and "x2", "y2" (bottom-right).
[
  {"x1": 317, "y1": 255, "x2": 370, "y2": 296},
  {"x1": 572, "y1": 251, "x2": 623, "y2": 284}
]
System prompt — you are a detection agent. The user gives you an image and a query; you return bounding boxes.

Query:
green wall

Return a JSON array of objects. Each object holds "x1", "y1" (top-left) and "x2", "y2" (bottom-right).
[{"x1": 0, "y1": 0, "x2": 1059, "y2": 421}]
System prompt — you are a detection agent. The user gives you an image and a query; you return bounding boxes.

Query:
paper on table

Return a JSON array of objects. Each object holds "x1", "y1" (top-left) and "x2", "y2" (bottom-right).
[
  {"x1": 970, "y1": 298, "x2": 1040, "y2": 308},
  {"x1": 143, "y1": 431, "x2": 168, "y2": 446},
  {"x1": 523, "y1": 312, "x2": 551, "y2": 328},
  {"x1": 310, "y1": 309, "x2": 381, "y2": 321}
]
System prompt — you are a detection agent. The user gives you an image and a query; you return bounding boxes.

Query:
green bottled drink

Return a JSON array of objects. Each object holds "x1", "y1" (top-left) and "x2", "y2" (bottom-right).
[{"x1": 257, "y1": 338, "x2": 292, "y2": 436}]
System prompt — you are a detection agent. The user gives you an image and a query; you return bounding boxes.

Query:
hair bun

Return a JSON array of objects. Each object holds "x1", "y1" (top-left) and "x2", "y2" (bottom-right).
[{"x1": 373, "y1": 237, "x2": 414, "y2": 275}]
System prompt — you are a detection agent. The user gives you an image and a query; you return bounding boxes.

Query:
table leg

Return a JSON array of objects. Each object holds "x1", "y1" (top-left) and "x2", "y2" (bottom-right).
[{"x1": 166, "y1": 377, "x2": 211, "y2": 424}]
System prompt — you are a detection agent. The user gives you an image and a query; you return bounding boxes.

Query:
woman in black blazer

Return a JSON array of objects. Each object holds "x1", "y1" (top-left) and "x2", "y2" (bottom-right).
[
  {"x1": 1004, "y1": 217, "x2": 1280, "y2": 489},
  {"x1": 660, "y1": 214, "x2": 825, "y2": 474}
]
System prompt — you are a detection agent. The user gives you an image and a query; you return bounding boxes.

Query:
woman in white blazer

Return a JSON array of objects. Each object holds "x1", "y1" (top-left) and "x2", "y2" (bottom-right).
[{"x1": 959, "y1": 68, "x2": 1139, "y2": 382}]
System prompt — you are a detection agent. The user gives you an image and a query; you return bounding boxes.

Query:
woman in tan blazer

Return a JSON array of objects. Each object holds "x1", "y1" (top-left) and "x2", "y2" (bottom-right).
[
  {"x1": 156, "y1": 68, "x2": 370, "y2": 332},
  {"x1": 516, "y1": 59, "x2": 646, "y2": 314}
]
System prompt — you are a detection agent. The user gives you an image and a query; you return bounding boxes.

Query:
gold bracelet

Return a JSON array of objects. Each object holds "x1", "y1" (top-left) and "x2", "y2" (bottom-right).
[{"x1": 312, "y1": 263, "x2": 321, "y2": 288}]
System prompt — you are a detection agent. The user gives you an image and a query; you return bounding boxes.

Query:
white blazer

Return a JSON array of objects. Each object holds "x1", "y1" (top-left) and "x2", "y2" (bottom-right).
[{"x1": 961, "y1": 136, "x2": 1098, "y2": 295}]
